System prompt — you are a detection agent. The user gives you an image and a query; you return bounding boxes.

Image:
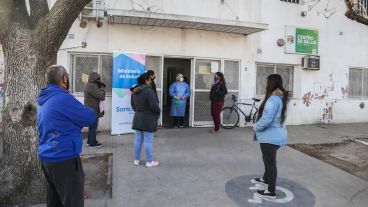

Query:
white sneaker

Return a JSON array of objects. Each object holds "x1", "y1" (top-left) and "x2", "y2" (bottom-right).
[
  {"x1": 133, "y1": 160, "x2": 140, "y2": 166},
  {"x1": 145, "y1": 161, "x2": 159, "y2": 167}
]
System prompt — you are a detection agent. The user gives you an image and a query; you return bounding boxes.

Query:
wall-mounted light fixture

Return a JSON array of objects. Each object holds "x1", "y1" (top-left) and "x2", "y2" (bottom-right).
[{"x1": 277, "y1": 38, "x2": 285, "y2": 47}]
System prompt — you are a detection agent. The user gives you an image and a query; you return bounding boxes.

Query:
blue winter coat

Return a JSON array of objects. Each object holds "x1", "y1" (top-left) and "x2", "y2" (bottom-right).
[
  {"x1": 169, "y1": 81, "x2": 191, "y2": 117},
  {"x1": 37, "y1": 84, "x2": 96, "y2": 163},
  {"x1": 253, "y1": 92, "x2": 287, "y2": 147}
]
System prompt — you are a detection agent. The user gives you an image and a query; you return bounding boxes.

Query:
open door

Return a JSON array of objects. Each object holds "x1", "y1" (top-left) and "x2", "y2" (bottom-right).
[{"x1": 162, "y1": 58, "x2": 191, "y2": 127}]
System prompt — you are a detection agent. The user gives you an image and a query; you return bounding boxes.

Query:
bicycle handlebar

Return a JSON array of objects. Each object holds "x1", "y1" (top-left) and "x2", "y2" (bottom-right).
[{"x1": 231, "y1": 95, "x2": 261, "y2": 103}]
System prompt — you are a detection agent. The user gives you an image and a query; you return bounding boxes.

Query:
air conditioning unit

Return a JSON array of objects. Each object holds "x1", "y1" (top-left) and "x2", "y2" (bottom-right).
[
  {"x1": 302, "y1": 55, "x2": 320, "y2": 70},
  {"x1": 81, "y1": 0, "x2": 105, "y2": 19}
]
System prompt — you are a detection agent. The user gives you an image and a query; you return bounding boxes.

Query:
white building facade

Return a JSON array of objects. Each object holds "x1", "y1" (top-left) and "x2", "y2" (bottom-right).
[{"x1": 53, "y1": 0, "x2": 368, "y2": 131}]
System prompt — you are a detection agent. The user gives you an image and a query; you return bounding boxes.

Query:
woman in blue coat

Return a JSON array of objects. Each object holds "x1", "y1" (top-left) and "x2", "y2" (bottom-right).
[
  {"x1": 253, "y1": 74, "x2": 289, "y2": 199},
  {"x1": 169, "y1": 74, "x2": 191, "y2": 128}
]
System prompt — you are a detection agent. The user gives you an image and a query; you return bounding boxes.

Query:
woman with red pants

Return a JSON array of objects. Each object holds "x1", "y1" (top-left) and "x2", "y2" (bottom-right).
[{"x1": 209, "y1": 72, "x2": 227, "y2": 133}]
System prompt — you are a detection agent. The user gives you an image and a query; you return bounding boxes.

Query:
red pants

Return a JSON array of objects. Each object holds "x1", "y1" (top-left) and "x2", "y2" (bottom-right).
[{"x1": 211, "y1": 101, "x2": 224, "y2": 131}]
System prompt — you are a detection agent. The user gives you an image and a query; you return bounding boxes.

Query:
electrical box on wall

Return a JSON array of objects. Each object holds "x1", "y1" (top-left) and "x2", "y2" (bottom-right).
[{"x1": 302, "y1": 55, "x2": 320, "y2": 70}]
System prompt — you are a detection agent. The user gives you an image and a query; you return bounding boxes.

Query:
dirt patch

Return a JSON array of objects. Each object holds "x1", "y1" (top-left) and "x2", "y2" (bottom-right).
[
  {"x1": 289, "y1": 139, "x2": 368, "y2": 181},
  {"x1": 81, "y1": 153, "x2": 112, "y2": 199}
]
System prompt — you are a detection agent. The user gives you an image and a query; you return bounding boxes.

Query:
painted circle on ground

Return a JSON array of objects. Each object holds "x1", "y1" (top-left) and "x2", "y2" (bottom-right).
[{"x1": 225, "y1": 175, "x2": 315, "y2": 207}]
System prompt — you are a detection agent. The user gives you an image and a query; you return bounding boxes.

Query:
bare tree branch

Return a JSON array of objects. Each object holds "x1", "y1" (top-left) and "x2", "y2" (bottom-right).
[
  {"x1": 32, "y1": 0, "x2": 91, "y2": 55},
  {"x1": 29, "y1": 0, "x2": 49, "y2": 29},
  {"x1": 12, "y1": 0, "x2": 30, "y2": 26},
  {"x1": 0, "y1": 0, "x2": 13, "y2": 42}
]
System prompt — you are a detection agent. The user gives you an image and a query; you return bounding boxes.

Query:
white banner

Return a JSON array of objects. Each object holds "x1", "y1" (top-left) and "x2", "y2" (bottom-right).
[{"x1": 111, "y1": 52, "x2": 145, "y2": 135}]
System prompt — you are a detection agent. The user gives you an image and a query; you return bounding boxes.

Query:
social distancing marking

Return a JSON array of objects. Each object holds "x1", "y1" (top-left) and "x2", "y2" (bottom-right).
[
  {"x1": 248, "y1": 179, "x2": 294, "y2": 204},
  {"x1": 225, "y1": 175, "x2": 315, "y2": 207}
]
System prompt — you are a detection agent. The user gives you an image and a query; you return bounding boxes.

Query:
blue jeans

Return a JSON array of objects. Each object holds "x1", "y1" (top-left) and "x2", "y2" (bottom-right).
[
  {"x1": 87, "y1": 118, "x2": 99, "y2": 146},
  {"x1": 134, "y1": 130, "x2": 154, "y2": 162}
]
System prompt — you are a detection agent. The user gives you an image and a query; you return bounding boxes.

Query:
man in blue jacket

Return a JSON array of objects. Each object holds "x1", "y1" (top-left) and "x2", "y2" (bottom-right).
[{"x1": 38, "y1": 65, "x2": 95, "y2": 207}]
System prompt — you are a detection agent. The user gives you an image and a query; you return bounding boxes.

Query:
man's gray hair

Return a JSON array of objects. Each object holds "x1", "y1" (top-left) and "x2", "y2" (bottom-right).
[{"x1": 46, "y1": 65, "x2": 67, "y2": 84}]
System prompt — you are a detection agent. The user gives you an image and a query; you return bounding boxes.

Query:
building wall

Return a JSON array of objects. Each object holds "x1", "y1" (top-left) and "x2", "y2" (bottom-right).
[
  {"x1": 58, "y1": 22, "x2": 258, "y2": 130},
  {"x1": 106, "y1": 0, "x2": 261, "y2": 23},
  {"x1": 256, "y1": 0, "x2": 368, "y2": 124},
  {"x1": 55, "y1": 0, "x2": 368, "y2": 131}
]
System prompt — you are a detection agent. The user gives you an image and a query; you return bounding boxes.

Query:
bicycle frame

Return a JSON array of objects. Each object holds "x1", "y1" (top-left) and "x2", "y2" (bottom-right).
[{"x1": 231, "y1": 101, "x2": 258, "y2": 121}]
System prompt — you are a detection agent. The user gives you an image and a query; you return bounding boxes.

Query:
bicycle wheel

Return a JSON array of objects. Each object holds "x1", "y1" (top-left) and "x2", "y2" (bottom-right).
[{"x1": 221, "y1": 107, "x2": 239, "y2": 129}]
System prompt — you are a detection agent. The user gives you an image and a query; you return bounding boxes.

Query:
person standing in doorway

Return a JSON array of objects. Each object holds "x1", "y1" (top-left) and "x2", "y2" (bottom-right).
[
  {"x1": 209, "y1": 72, "x2": 227, "y2": 133},
  {"x1": 38, "y1": 65, "x2": 96, "y2": 207},
  {"x1": 131, "y1": 73, "x2": 161, "y2": 167},
  {"x1": 252, "y1": 74, "x2": 289, "y2": 199},
  {"x1": 84, "y1": 72, "x2": 106, "y2": 148},
  {"x1": 146, "y1": 70, "x2": 159, "y2": 102},
  {"x1": 169, "y1": 73, "x2": 191, "y2": 128}
]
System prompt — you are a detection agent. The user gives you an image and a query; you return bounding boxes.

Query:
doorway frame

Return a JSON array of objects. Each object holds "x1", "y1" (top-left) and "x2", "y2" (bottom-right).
[
  {"x1": 154, "y1": 54, "x2": 241, "y2": 128},
  {"x1": 161, "y1": 55, "x2": 195, "y2": 127}
]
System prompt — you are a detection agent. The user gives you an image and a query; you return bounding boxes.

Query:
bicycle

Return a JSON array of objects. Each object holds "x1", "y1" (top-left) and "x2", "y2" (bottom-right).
[{"x1": 221, "y1": 95, "x2": 261, "y2": 129}]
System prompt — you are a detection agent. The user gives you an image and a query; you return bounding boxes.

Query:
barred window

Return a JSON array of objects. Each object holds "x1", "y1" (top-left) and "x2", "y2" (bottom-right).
[
  {"x1": 256, "y1": 64, "x2": 294, "y2": 96},
  {"x1": 70, "y1": 53, "x2": 112, "y2": 94},
  {"x1": 349, "y1": 68, "x2": 368, "y2": 98},
  {"x1": 280, "y1": 0, "x2": 300, "y2": 4},
  {"x1": 352, "y1": 0, "x2": 368, "y2": 18}
]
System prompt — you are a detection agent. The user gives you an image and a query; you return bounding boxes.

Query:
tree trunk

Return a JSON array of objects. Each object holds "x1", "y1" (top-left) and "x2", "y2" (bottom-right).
[
  {"x1": 0, "y1": 26, "x2": 53, "y2": 206},
  {"x1": 0, "y1": 0, "x2": 92, "y2": 204}
]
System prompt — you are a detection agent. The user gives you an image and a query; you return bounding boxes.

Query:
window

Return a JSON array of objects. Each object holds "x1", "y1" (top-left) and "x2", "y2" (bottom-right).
[
  {"x1": 349, "y1": 68, "x2": 368, "y2": 98},
  {"x1": 280, "y1": 0, "x2": 300, "y2": 4},
  {"x1": 70, "y1": 53, "x2": 112, "y2": 93},
  {"x1": 256, "y1": 64, "x2": 294, "y2": 96},
  {"x1": 352, "y1": 0, "x2": 368, "y2": 18}
]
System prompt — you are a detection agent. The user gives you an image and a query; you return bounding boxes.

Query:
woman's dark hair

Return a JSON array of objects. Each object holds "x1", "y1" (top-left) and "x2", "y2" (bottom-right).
[
  {"x1": 258, "y1": 74, "x2": 289, "y2": 124},
  {"x1": 215, "y1": 72, "x2": 225, "y2": 83},
  {"x1": 137, "y1": 73, "x2": 150, "y2": 85},
  {"x1": 146, "y1": 70, "x2": 155, "y2": 76}
]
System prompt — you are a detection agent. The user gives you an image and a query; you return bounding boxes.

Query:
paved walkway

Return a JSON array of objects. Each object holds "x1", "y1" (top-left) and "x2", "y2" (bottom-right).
[{"x1": 31, "y1": 123, "x2": 368, "y2": 207}]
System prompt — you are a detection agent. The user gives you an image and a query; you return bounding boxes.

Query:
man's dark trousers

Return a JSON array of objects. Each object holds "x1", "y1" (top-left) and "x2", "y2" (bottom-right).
[{"x1": 41, "y1": 157, "x2": 84, "y2": 207}]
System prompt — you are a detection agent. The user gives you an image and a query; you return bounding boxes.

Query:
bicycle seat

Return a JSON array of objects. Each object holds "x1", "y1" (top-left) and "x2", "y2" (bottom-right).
[{"x1": 252, "y1": 98, "x2": 261, "y2": 102}]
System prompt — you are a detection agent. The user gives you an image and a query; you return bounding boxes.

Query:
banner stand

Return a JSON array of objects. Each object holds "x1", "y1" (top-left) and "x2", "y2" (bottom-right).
[{"x1": 111, "y1": 52, "x2": 145, "y2": 135}]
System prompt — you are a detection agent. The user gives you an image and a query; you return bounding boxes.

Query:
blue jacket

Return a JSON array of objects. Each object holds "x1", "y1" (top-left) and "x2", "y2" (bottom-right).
[
  {"x1": 253, "y1": 92, "x2": 287, "y2": 147},
  {"x1": 37, "y1": 84, "x2": 95, "y2": 162}
]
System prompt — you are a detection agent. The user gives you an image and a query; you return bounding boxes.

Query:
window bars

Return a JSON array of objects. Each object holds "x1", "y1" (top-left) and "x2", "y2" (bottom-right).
[
  {"x1": 350, "y1": 0, "x2": 368, "y2": 19},
  {"x1": 280, "y1": 0, "x2": 300, "y2": 4}
]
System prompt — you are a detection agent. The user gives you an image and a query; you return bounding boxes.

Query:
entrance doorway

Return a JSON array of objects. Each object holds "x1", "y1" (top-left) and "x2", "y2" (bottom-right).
[{"x1": 162, "y1": 58, "x2": 192, "y2": 127}]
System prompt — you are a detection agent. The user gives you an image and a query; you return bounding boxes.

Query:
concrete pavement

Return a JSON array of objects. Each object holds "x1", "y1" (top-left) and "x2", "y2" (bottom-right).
[{"x1": 29, "y1": 123, "x2": 368, "y2": 207}]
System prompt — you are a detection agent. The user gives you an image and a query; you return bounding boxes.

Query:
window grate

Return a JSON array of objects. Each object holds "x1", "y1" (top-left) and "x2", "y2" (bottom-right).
[
  {"x1": 256, "y1": 64, "x2": 294, "y2": 96},
  {"x1": 349, "y1": 68, "x2": 368, "y2": 98},
  {"x1": 280, "y1": 0, "x2": 300, "y2": 4},
  {"x1": 352, "y1": 0, "x2": 368, "y2": 19}
]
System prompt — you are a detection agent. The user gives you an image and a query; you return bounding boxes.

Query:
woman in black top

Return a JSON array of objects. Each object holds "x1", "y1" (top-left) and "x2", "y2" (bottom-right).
[
  {"x1": 131, "y1": 73, "x2": 161, "y2": 167},
  {"x1": 209, "y1": 72, "x2": 228, "y2": 133}
]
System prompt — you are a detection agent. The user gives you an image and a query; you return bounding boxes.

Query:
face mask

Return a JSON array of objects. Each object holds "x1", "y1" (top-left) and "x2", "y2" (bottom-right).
[
  {"x1": 179, "y1": 77, "x2": 184, "y2": 82},
  {"x1": 65, "y1": 76, "x2": 70, "y2": 90}
]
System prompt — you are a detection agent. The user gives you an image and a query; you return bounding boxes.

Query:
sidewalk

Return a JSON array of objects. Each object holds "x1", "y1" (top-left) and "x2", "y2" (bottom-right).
[
  {"x1": 81, "y1": 123, "x2": 368, "y2": 207},
  {"x1": 30, "y1": 123, "x2": 368, "y2": 207}
]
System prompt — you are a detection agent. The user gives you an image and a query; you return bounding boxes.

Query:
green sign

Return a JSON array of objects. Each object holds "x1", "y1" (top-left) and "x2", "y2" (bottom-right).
[
  {"x1": 295, "y1": 28, "x2": 318, "y2": 54},
  {"x1": 285, "y1": 27, "x2": 318, "y2": 54}
]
